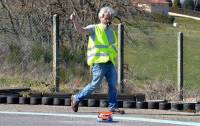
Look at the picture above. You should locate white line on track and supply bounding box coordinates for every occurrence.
[0,111,200,126]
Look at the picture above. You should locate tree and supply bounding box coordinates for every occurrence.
[194,0,200,10]
[173,0,181,8]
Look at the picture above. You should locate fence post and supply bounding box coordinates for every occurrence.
[177,32,184,101]
[53,14,60,92]
[118,23,124,94]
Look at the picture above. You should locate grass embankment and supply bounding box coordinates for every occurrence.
[124,17,200,95]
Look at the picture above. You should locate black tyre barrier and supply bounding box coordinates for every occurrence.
[123,101,136,108]
[195,104,200,111]
[136,101,148,109]
[30,97,41,105]
[88,99,99,107]
[42,97,53,105]
[183,103,196,112]
[99,99,108,107]
[0,94,19,97]
[19,97,30,104]
[148,101,159,109]
[118,100,123,108]
[171,103,183,111]
[79,99,88,107]
[7,96,19,104]
[53,98,65,106]
[159,102,171,110]
[0,96,7,103]
[88,93,144,101]
[64,98,71,106]
[3,93,200,113]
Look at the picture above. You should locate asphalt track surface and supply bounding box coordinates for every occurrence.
[0,104,200,126]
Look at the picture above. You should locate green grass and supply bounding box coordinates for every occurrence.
[125,17,200,90]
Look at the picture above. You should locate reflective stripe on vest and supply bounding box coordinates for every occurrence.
[87,53,109,59]
[87,24,117,66]
[87,45,117,53]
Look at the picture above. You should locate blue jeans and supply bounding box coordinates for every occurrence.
[74,62,118,110]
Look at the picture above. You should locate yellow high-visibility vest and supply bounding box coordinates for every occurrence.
[87,24,118,66]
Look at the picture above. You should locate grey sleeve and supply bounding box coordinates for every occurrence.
[84,24,95,35]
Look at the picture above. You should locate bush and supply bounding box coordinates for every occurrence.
[151,13,175,24]
[31,44,44,62]
[44,48,52,63]
[6,43,23,64]
[61,46,85,64]
[31,44,52,63]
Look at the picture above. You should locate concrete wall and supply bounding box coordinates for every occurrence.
[151,4,169,15]
[137,3,169,15]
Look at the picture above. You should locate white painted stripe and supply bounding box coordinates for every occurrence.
[114,116,200,126]
[0,111,200,126]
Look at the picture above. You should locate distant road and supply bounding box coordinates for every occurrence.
[168,12,200,20]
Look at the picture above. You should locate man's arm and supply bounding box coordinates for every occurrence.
[70,12,89,36]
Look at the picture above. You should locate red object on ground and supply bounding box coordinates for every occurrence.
[97,112,113,122]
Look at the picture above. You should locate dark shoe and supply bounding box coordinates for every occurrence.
[71,95,79,112]
[109,108,125,114]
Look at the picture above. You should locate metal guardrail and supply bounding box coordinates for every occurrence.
[40,93,146,101]
[169,7,200,18]
[168,12,200,20]
[0,88,30,93]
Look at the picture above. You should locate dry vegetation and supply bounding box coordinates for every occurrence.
[0,0,142,88]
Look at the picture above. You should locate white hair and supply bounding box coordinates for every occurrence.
[98,6,115,19]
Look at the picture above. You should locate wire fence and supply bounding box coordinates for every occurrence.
[123,23,200,100]
[123,27,177,99]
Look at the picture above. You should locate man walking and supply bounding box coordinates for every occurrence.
[70,6,124,114]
